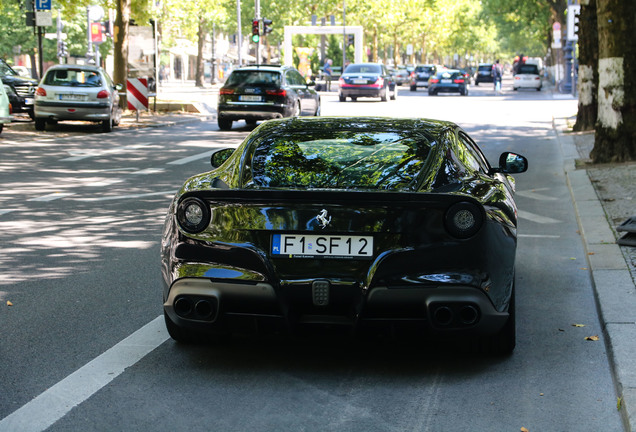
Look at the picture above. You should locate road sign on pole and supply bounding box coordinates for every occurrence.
[36,0,51,10]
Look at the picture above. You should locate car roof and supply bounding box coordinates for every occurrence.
[45,64,103,73]
[233,64,287,72]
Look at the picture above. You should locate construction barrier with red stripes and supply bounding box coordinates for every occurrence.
[126,78,148,111]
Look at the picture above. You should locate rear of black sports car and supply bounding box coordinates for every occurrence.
[161,117,523,354]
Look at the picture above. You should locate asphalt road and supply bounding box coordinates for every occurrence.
[0,79,626,431]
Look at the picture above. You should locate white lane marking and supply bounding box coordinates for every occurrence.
[85,179,125,187]
[516,188,558,201]
[27,192,76,202]
[0,316,169,432]
[62,143,153,162]
[518,234,561,238]
[167,150,215,165]
[80,191,175,202]
[132,168,165,175]
[517,210,561,224]
[0,209,17,216]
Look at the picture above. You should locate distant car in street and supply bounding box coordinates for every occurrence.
[428,69,469,96]
[393,69,410,86]
[217,64,320,131]
[0,58,37,119]
[513,64,542,91]
[34,64,122,133]
[338,63,397,102]
[409,64,441,91]
[474,64,494,86]
[0,77,12,134]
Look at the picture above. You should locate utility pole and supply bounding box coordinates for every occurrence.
[342,0,346,69]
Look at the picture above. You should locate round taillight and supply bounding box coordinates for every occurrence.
[35,87,46,96]
[445,202,483,239]
[96,90,109,98]
[177,197,210,234]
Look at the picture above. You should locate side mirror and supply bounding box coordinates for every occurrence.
[496,152,528,174]
[210,148,235,168]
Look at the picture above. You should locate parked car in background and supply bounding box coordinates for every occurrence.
[0,58,37,119]
[409,64,441,91]
[428,69,469,96]
[512,64,542,91]
[393,69,410,86]
[161,116,527,354]
[34,64,122,133]
[474,64,494,86]
[217,64,320,131]
[338,63,397,102]
[0,77,12,134]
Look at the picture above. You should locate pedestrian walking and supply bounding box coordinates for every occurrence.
[323,59,333,91]
[492,59,503,94]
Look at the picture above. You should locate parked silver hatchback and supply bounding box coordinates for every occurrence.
[34,64,123,132]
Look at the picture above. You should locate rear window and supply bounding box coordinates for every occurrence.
[415,66,435,73]
[478,65,492,72]
[226,70,281,86]
[344,64,382,74]
[43,69,102,87]
[249,130,434,190]
[518,64,539,74]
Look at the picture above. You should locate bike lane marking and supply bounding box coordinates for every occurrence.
[0,316,168,432]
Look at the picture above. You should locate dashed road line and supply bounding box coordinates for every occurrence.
[27,192,76,202]
[517,209,560,224]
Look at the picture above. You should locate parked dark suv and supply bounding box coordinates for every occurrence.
[217,65,320,131]
[409,64,440,91]
[474,64,494,85]
[1,58,38,119]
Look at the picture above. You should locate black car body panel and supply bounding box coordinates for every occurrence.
[338,63,397,101]
[162,117,527,352]
[1,59,37,117]
[428,70,469,95]
[217,65,320,130]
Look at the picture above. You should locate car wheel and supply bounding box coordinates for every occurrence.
[410,85,416,92]
[34,118,46,131]
[28,108,35,120]
[101,117,113,133]
[339,94,346,102]
[218,118,232,131]
[473,280,516,356]
[113,107,121,126]
[380,89,387,102]
[292,101,300,117]
[314,100,321,116]
[0,124,3,134]
[246,119,257,126]
[475,81,479,86]
[428,90,436,96]
[351,96,357,102]
[536,87,542,92]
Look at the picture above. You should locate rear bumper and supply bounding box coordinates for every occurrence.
[218,102,287,121]
[339,87,384,98]
[164,277,509,336]
[35,101,111,121]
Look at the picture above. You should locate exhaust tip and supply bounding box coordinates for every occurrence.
[459,305,479,325]
[174,297,193,317]
[194,300,214,319]
[433,306,454,326]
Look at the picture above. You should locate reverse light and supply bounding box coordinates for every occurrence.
[445,202,483,239]
[35,87,46,96]
[177,197,211,234]
[96,90,109,98]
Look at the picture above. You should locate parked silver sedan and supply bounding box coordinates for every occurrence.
[34,64,123,132]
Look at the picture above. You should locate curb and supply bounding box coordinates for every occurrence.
[553,117,636,432]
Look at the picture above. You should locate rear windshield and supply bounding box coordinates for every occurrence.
[249,130,434,190]
[344,64,382,74]
[226,70,281,86]
[518,64,539,74]
[478,65,492,71]
[415,66,435,73]
[43,69,102,87]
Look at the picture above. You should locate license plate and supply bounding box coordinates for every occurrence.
[272,234,373,258]
[441,79,452,84]
[24,98,34,105]
[239,95,262,102]
[352,79,367,84]
[59,94,86,101]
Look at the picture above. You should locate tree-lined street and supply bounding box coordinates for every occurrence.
[0,83,628,431]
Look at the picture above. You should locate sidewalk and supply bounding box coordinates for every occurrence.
[554,116,636,431]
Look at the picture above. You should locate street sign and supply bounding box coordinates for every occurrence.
[36,0,51,10]
[35,11,52,27]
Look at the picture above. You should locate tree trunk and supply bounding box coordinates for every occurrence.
[195,17,206,87]
[574,0,598,131]
[591,0,636,162]
[114,0,130,107]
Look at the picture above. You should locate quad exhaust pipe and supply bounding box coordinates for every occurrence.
[174,296,218,321]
